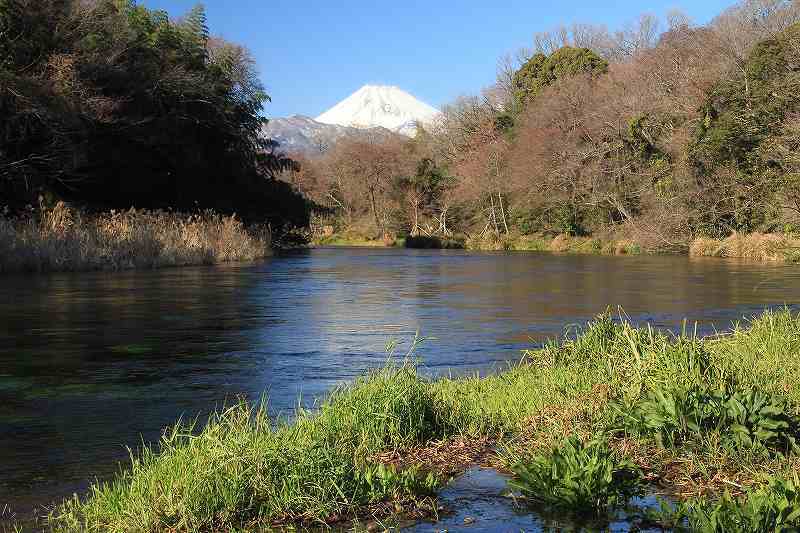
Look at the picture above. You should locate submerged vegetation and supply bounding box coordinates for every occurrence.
[44,309,800,531]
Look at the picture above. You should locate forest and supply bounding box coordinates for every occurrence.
[4,0,800,262]
[287,0,800,257]
[1,0,309,236]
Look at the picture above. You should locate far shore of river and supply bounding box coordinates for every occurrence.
[315,230,800,263]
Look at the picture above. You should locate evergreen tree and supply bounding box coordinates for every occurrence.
[512,47,608,112]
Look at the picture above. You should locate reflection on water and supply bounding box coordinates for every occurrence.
[1,248,799,520]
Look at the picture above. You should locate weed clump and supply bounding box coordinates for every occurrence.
[354,464,438,504]
[508,435,643,515]
[614,384,800,455]
[652,475,800,532]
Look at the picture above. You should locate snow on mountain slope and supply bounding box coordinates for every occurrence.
[316,85,439,137]
[262,115,399,157]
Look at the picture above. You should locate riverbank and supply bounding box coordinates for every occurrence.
[0,204,270,274]
[41,309,800,531]
[314,231,800,263]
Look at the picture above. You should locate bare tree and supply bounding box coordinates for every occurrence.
[322,139,410,238]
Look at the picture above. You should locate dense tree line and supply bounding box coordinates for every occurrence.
[291,0,800,250]
[0,0,309,233]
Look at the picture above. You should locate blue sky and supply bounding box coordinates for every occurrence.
[143,0,736,118]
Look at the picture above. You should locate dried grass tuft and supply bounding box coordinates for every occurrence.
[689,232,799,261]
[0,203,270,274]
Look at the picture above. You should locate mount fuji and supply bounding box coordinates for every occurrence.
[262,85,439,157]
[316,85,440,137]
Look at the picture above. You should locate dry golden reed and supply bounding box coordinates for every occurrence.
[689,232,800,262]
[0,203,270,273]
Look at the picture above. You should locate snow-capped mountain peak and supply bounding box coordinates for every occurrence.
[315,85,439,137]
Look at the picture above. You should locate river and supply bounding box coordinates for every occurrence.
[1,247,799,523]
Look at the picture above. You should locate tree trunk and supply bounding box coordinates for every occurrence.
[369,187,382,238]
[489,194,500,236]
[412,201,419,236]
[498,192,509,234]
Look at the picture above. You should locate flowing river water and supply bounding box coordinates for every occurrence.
[2,247,800,526]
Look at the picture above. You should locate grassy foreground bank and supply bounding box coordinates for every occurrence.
[43,309,800,531]
[0,203,270,274]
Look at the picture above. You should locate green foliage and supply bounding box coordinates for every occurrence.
[689,23,800,235]
[404,235,465,249]
[510,202,594,237]
[354,464,437,504]
[508,436,643,514]
[0,0,70,71]
[509,205,546,235]
[179,4,210,63]
[614,384,800,455]
[627,114,672,161]
[552,202,589,236]
[512,47,608,112]
[493,112,515,133]
[653,475,800,532]
[542,46,608,82]
[511,53,548,112]
[0,0,309,236]
[691,24,800,169]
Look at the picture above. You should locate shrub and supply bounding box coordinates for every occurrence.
[404,235,465,249]
[689,233,797,261]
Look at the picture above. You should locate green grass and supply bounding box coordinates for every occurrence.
[508,435,644,514]
[46,309,800,531]
[651,475,800,532]
[50,361,446,531]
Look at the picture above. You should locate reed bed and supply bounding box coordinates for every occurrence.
[463,233,644,255]
[40,309,800,531]
[0,203,270,274]
[689,232,800,262]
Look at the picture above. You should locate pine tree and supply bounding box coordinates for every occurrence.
[181,4,209,64]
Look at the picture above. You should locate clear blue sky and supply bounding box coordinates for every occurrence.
[143,0,736,119]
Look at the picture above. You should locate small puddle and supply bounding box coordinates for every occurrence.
[404,468,665,532]
[404,468,534,532]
